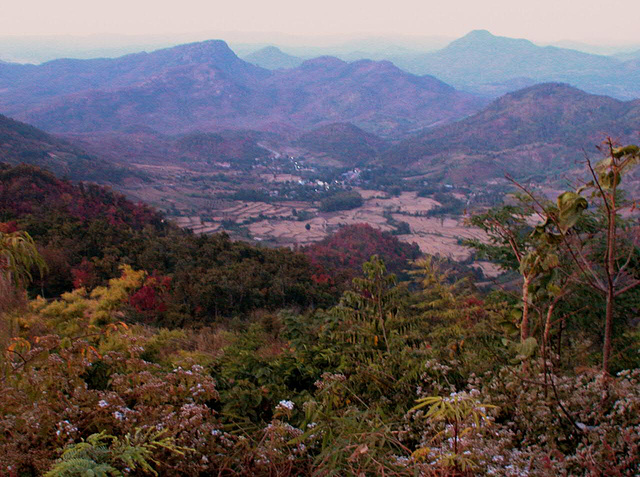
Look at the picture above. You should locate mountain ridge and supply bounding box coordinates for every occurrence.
[1,40,484,138]
[384,82,640,183]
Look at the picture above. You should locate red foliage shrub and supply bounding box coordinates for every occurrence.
[129,274,171,318]
[0,221,18,233]
[303,224,421,282]
[71,258,98,289]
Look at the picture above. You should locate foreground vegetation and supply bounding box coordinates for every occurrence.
[1,142,640,476]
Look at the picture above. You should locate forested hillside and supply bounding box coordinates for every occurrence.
[303,223,421,281]
[0,164,334,322]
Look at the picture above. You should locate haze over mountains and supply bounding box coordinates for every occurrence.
[238,31,640,100]
[0,40,483,138]
[393,30,640,99]
[1,30,640,189]
[0,33,455,64]
[238,31,640,101]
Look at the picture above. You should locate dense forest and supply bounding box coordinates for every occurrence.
[1,143,640,476]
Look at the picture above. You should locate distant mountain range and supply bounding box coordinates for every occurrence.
[3,33,640,190]
[0,40,484,139]
[243,46,303,69]
[2,82,640,191]
[393,30,640,99]
[618,50,640,61]
[0,40,268,118]
[384,83,640,184]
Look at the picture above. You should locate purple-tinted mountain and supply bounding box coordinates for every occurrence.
[0,40,267,108]
[0,40,485,139]
[262,57,484,137]
[383,83,640,183]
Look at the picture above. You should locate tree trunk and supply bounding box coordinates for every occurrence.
[556,317,565,362]
[602,191,616,376]
[602,288,614,375]
[543,302,556,360]
[521,275,531,342]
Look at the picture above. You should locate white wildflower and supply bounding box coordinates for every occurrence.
[277,400,295,411]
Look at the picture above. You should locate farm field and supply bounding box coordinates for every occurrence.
[116,158,501,276]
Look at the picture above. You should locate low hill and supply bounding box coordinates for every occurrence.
[295,123,387,165]
[0,113,131,182]
[62,128,275,169]
[175,131,270,165]
[384,83,640,184]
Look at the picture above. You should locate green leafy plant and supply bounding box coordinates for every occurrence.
[411,392,497,474]
[45,429,189,477]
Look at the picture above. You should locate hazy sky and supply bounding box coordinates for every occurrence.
[3,0,640,44]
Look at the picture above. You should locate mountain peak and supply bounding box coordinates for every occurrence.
[455,29,498,44]
[259,46,284,54]
[157,39,239,65]
[447,29,535,50]
[465,29,494,39]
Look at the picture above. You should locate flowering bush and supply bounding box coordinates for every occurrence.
[1,256,639,476]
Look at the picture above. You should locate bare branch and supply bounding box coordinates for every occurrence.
[614,279,640,298]
[614,233,639,286]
